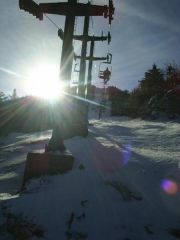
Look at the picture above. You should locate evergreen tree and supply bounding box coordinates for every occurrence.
[165,64,180,90]
[108,86,130,116]
[165,64,180,117]
[126,65,166,118]
[139,64,165,99]
[0,91,7,102]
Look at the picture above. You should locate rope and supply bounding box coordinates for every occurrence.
[44,14,62,30]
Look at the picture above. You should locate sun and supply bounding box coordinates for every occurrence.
[25,63,65,101]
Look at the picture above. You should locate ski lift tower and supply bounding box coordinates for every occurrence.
[20,0,114,85]
[74,32,112,99]
[19,0,115,184]
[19,0,114,142]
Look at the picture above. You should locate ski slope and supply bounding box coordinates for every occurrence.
[0,117,180,239]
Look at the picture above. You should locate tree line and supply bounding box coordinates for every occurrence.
[108,64,180,119]
[0,64,179,120]
[0,89,17,103]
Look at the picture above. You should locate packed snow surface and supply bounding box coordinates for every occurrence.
[0,117,180,239]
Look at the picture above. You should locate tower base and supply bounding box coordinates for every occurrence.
[22,151,74,188]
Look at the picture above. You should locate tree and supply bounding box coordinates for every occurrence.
[107,86,130,116]
[165,64,180,90]
[86,84,96,100]
[0,91,8,102]
[139,64,165,99]
[165,64,180,117]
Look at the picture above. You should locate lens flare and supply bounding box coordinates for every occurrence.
[161,179,179,195]
[122,144,132,165]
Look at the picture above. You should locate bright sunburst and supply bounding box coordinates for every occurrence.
[25,63,64,101]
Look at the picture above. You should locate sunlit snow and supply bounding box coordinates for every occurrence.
[0,116,179,239]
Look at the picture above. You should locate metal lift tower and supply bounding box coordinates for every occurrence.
[19,0,115,185]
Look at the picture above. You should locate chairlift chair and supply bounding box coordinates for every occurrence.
[98,53,112,83]
[74,62,80,73]
[103,53,112,64]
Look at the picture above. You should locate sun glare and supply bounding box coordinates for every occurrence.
[25,64,64,101]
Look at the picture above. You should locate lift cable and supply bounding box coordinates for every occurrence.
[44,13,62,31]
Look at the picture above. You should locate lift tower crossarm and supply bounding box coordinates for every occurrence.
[39,2,108,17]
[58,32,111,43]
[19,0,115,24]
[19,0,43,20]
[75,55,107,62]
[74,32,111,45]
[73,35,110,43]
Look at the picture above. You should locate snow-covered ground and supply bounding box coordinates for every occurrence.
[0,117,180,239]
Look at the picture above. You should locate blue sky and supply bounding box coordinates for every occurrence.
[0,0,180,95]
